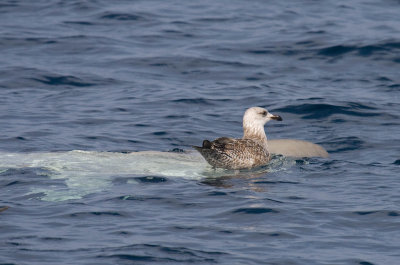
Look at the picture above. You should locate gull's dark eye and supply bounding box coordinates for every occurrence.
[261,111,267,116]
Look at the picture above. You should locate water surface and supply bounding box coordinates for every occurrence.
[1,1,399,264]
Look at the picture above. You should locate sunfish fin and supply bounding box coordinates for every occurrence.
[268,139,329,158]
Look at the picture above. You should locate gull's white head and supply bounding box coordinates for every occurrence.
[243,107,282,140]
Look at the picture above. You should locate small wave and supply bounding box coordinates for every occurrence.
[194,17,236,23]
[68,211,124,217]
[276,102,379,119]
[63,21,93,26]
[325,136,364,152]
[315,41,400,63]
[358,261,376,265]
[117,195,163,201]
[207,191,228,196]
[244,41,400,63]
[99,12,147,21]
[172,98,213,105]
[97,244,225,263]
[352,210,399,217]
[318,41,400,58]
[134,176,168,183]
[31,75,94,87]
[232,207,279,214]
[0,67,97,89]
[318,45,355,56]
[0,37,57,48]
[114,56,255,69]
[247,49,272,55]
[253,180,299,185]
[99,254,160,262]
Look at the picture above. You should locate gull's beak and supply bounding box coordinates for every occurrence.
[270,114,283,121]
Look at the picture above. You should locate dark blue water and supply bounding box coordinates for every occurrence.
[1,1,399,264]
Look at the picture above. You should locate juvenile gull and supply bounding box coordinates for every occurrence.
[193,107,282,169]
[193,107,329,169]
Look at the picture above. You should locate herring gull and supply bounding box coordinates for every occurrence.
[193,107,328,169]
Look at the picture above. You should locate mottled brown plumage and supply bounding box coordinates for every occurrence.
[193,107,282,169]
[193,137,271,169]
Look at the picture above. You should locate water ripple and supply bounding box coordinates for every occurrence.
[276,103,379,119]
[1,0,400,264]
[232,207,279,214]
[326,136,365,152]
[99,12,146,21]
[31,75,94,87]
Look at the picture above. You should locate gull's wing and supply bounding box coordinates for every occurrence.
[193,137,270,169]
[268,139,329,158]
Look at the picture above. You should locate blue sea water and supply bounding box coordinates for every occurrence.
[1,0,400,264]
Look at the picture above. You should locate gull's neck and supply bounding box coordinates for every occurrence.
[242,121,268,147]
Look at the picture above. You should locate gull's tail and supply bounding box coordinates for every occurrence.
[192,140,212,153]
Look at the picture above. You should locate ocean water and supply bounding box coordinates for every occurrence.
[1,0,399,264]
